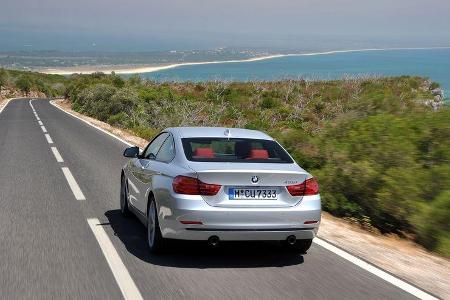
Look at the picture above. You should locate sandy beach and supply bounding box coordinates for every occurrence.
[40,54,286,75]
[40,47,450,75]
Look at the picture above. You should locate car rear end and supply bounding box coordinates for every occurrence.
[158,129,321,245]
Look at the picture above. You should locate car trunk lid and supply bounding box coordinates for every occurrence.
[187,162,308,207]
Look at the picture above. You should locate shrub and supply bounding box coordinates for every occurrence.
[0,68,9,88]
[415,191,450,257]
[260,97,279,109]
[16,75,32,93]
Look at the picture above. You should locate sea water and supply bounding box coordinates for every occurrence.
[140,48,450,98]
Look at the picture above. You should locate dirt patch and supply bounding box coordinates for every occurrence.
[0,98,8,110]
[53,98,450,299]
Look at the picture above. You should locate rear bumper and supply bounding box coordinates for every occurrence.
[158,193,321,241]
[169,228,317,241]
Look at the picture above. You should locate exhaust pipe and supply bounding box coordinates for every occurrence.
[286,235,297,245]
[208,235,220,247]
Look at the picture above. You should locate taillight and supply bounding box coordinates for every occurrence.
[172,176,221,196]
[287,178,319,196]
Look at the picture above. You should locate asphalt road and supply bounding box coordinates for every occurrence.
[0,98,422,299]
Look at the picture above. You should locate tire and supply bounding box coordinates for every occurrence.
[282,239,313,254]
[120,175,131,217]
[147,198,166,253]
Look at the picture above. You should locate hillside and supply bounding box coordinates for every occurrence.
[1,68,449,257]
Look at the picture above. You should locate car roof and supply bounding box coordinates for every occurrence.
[166,127,273,140]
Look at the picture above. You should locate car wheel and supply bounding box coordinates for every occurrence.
[147,198,166,253]
[282,239,313,254]
[120,175,131,217]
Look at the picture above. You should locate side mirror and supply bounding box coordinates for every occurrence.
[123,146,140,158]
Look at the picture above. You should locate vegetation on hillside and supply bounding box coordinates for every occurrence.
[0,68,67,97]
[1,68,449,257]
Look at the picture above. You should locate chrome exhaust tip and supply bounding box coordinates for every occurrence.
[286,235,297,245]
[208,235,220,247]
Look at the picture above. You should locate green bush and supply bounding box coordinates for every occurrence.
[415,191,450,257]
[107,112,128,127]
[16,75,32,93]
[0,68,10,88]
[260,97,279,109]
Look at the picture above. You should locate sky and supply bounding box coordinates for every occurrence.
[1,0,450,51]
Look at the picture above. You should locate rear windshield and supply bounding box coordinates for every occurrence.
[182,138,293,163]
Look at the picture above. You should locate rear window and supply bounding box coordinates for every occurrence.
[182,138,293,163]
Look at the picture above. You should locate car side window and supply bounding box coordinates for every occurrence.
[156,135,175,163]
[143,133,169,159]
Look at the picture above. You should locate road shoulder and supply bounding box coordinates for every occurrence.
[51,98,450,299]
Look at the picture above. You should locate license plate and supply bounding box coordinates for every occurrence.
[229,188,278,200]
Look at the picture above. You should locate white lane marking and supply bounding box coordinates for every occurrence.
[29,100,37,113]
[313,238,438,300]
[51,99,436,299]
[44,133,53,143]
[44,133,53,144]
[40,125,47,133]
[51,147,64,162]
[29,100,39,118]
[38,120,43,126]
[50,100,137,148]
[87,218,143,300]
[61,167,86,200]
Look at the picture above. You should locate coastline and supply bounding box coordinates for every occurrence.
[40,46,450,75]
[40,54,285,75]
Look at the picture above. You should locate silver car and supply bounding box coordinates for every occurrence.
[121,127,321,253]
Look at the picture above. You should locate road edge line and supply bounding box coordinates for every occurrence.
[87,218,143,300]
[313,238,439,300]
[0,98,16,114]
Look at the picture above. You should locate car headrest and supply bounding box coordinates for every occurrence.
[248,149,269,159]
[194,147,214,158]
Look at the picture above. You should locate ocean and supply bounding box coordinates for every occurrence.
[139,48,450,97]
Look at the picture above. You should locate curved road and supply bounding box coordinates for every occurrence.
[0,99,425,299]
